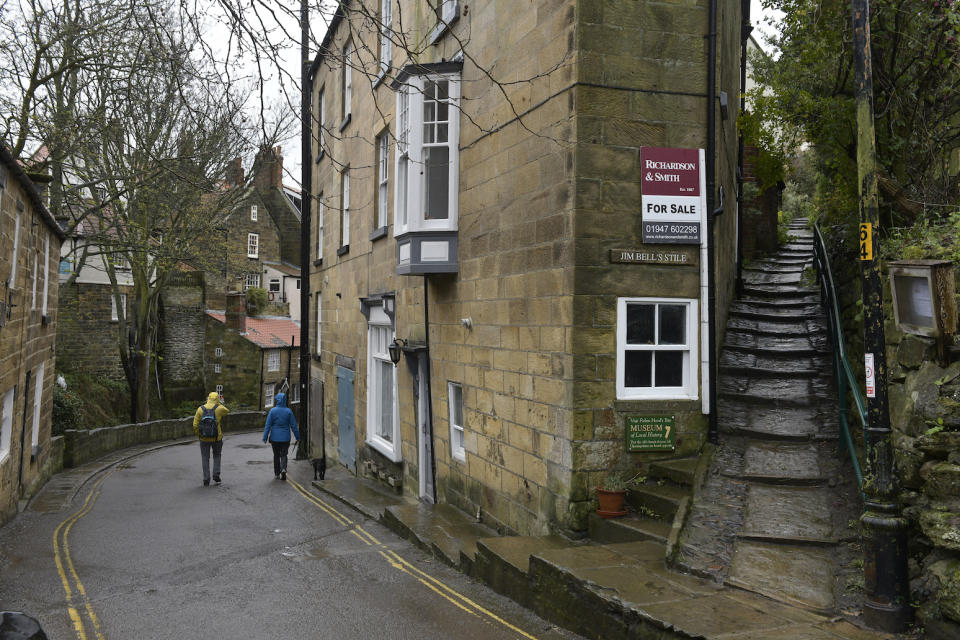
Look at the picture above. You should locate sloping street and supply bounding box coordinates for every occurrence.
[0,432,580,640]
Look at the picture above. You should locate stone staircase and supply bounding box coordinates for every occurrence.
[677,218,862,615]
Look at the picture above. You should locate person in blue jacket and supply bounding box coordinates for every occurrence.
[262,392,300,481]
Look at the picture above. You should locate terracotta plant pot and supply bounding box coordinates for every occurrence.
[596,488,627,518]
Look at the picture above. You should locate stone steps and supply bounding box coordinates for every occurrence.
[381,502,498,573]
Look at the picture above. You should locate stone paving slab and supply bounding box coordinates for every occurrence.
[742,442,825,483]
[744,271,804,285]
[729,541,837,613]
[312,464,411,520]
[382,502,498,569]
[742,485,837,541]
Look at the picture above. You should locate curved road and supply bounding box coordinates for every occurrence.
[0,432,581,640]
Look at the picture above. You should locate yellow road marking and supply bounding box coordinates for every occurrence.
[54,470,114,640]
[287,477,539,640]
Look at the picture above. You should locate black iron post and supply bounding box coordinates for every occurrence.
[850,0,911,631]
[297,0,312,460]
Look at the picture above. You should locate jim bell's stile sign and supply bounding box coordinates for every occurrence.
[640,147,705,244]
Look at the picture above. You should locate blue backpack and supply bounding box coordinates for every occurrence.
[199,406,218,439]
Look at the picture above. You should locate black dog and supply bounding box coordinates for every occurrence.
[312,457,326,480]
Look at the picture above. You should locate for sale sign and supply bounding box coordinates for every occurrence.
[640,147,705,244]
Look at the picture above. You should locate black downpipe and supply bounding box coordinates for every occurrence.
[298,0,313,460]
[423,275,437,504]
[706,0,719,444]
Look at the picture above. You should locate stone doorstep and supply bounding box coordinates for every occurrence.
[380,502,498,573]
[589,512,672,545]
[311,470,411,521]
[649,457,699,487]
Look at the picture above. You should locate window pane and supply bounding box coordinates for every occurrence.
[379,360,393,441]
[424,146,449,219]
[437,80,448,100]
[424,100,435,122]
[437,100,448,123]
[451,385,462,426]
[423,123,434,144]
[626,304,655,345]
[655,351,684,386]
[659,305,686,345]
[624,350,652,388]
[437,123,448,143]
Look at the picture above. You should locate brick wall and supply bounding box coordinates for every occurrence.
[0,167,62,527]
[56,282,133,381]
[159,271,205,405]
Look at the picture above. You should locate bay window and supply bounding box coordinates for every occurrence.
[391,63,462,274]
[616,297,699,400]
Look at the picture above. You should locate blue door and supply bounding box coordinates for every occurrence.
[336,366,356,472]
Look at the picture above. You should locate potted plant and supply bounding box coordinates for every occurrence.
[596,471,631,518]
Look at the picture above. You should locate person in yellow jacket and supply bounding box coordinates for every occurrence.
[193,392,229,486]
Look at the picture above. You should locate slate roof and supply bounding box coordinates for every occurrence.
[206,311,300,348]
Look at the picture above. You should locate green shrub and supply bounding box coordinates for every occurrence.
[53,384,83,434]
[246,287,268,316]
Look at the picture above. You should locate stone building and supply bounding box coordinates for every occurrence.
[207,147,303,318]
[308,0,743,535]
[205,293,301,413]
[0,142,66,526]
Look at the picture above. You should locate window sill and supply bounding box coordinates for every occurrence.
[247,254,258,259]
[373,67,388,88]
[429,14,459,45]
[370,226,388,242]
[338,114,351,132]
[337,245,350,257]
[313,258,323,267]
[367,435,402,463]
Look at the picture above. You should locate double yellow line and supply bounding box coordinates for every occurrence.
[286,477,540,640]
[53,469,114,640]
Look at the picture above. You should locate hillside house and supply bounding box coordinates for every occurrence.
[0,142,66,526]
[308,0,743,535]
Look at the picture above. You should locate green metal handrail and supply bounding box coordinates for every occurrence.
[812,223,865,491]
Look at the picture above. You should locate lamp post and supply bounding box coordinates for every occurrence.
[850,0,911,631]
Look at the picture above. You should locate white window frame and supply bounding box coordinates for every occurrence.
[393,73,461,236]
[214,363,222,374]
[377,134,389,230]
[316,295,322,356]
[31,362,44,450]
[10,211,20,285]
[41,234,49,315]
[267,350,280,372]
[110,293,127,322]
[430,0,460,42]
[366,305,400,461]
[342,40,353,122]
[215,384,223,396]
[616,297,699,401]
[448,381,465,462]
[268,278,281,293]
[215,347,223,358]
[379,0,393,73]
[247,233,259,258]
[341,170,350,248]
[316,193,324,260]
[264,382,275,408]
[1,387,14,465]
[290,382,300,404]
[245,273,260,289]
[250,205,258,221]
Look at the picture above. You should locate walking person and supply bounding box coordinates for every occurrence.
[262,392,300,481]
[193,392,229,486]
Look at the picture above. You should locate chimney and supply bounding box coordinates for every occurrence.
[227,157,243,187]
[253,145,283,191]
[225,292,246,334]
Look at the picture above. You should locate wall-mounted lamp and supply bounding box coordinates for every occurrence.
[460,317,473,330]
[388,337,407,365]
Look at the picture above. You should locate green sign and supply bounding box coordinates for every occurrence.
[626,415,676,452]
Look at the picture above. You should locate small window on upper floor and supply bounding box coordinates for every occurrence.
[379,0,393,76]
[341,40,354,127]
[215,347,223,358]
[316,193,324,260]
[251,205,258,221]
[111,293,127,322]
[268,350,280,372]
[247,233,259,258]
[430,0,460,44]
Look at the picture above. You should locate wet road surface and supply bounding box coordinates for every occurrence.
[0,432,582,640]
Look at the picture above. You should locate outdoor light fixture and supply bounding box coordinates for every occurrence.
[889,259,957,363]
[388,337,406,365]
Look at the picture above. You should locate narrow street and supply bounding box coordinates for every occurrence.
[0,432,581,640]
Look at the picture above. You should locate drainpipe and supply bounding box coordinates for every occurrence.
[422,275,437,504]
[706,0,720,444]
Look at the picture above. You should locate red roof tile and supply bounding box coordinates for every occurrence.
[207,311,300,348]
